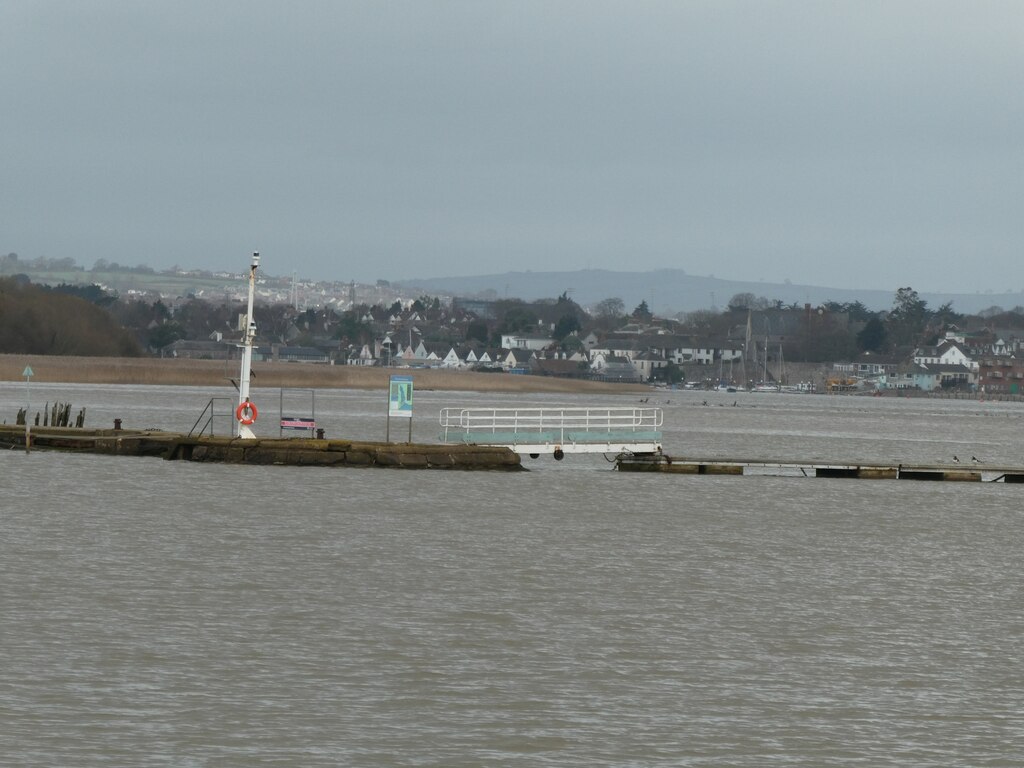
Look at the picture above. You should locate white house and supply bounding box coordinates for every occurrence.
[913,341,977,372]
[439,347,462,368]
[631,351,668,381]
[500,333,553,351]
[501,348,535,371]
[347,343,377,366]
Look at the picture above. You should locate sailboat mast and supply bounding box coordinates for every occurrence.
[742,310,751,386]
[763,320,769,383]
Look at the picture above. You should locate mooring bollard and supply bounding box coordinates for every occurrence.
[114,418,122,431]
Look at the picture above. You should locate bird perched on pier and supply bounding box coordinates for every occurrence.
[953,455,960,463]
[972,456,981,463]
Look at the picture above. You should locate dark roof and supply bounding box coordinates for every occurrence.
[919,363,972,374]
[530,358,583,377]
[278,345,329,359]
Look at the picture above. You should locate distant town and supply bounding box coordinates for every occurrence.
[3,252,1024,395]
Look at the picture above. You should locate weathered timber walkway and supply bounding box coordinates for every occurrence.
[616,454,1024,483]
[0,425,523,471]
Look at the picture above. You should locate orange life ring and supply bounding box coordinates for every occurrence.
[236,401,258,425]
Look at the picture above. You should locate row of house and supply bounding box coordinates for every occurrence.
[161,325,754,384]
[161,315,1024,393]
[343,329,752,382]
[840,330,1024,394]
[346,337,645,382]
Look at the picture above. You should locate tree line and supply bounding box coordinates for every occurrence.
[4,274,1024,361]
[0,278,142,356]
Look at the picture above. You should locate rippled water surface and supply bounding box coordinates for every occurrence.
[2,382,1024,765]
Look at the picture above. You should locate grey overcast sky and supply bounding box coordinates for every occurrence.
[2,1,1021,292]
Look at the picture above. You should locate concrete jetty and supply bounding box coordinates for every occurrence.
[0,424,524,471]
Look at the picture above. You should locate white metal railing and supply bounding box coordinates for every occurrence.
[439,406,663,445]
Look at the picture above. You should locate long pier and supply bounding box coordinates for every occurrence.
[615,454,1024,483]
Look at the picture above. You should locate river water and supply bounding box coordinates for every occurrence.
[2,382,1023,766]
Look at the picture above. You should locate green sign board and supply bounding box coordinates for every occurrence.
[388,375,413,418]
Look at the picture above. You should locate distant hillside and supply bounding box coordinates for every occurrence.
[11,256,1020,317]
[398,269,1023,316]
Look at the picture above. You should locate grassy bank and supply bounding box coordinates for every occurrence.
[0,354,649,394]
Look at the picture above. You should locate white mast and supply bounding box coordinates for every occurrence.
[236,252,260,438]
[742,309,751,387]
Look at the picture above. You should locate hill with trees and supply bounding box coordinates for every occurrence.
[0,278,142,356]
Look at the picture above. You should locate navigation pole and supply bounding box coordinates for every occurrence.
[236,252,260,438]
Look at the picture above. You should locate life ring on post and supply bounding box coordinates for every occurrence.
[236,400,258,425]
